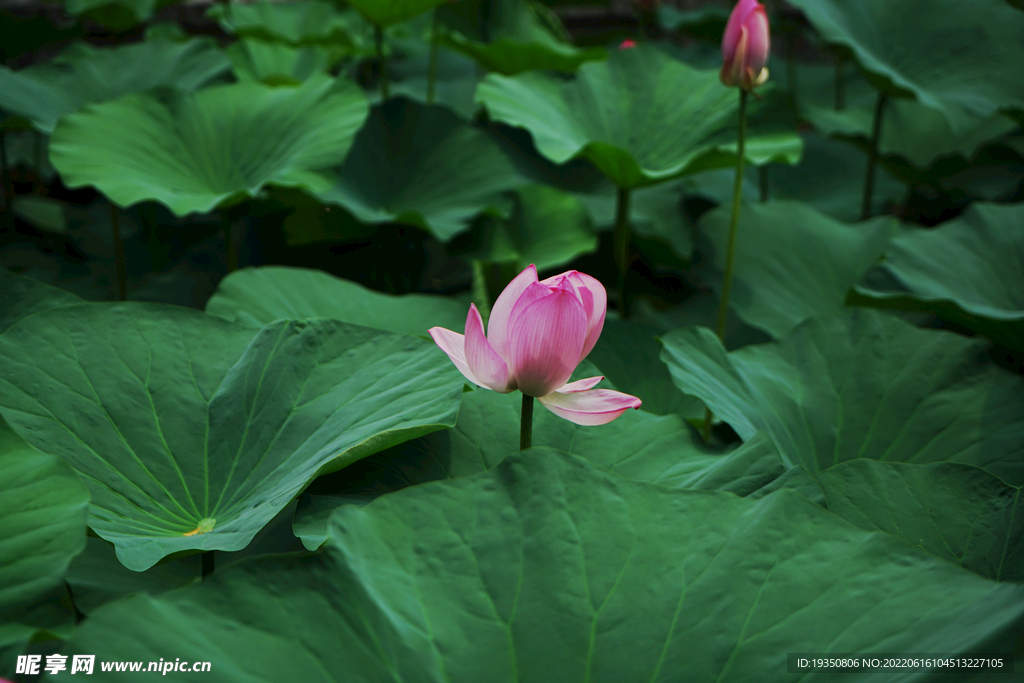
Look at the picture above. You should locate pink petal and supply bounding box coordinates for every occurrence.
[464,304,514,393]
[730,26,749,86]
[538,389,642,426]
[745,5,770,75]
[509,290,586,398]
[540,271,607,361]
[722,0,760,60]
[429,326,485,389]
[556,376,604,393]
[507,281,556,339]
[486,264,538,364]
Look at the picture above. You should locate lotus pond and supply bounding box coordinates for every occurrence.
[0,0,1023,680]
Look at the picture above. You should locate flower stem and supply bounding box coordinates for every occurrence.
[613,186,632,319]
[427,8,440,104]
[704,89,749,442]
[110,203,127,301]
[861,92,887,220]
[520,394,534,450]
[375,24,389,101]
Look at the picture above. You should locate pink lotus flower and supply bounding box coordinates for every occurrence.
[429,265,642,426]
[720,0,770,91]
[619,39,638,50]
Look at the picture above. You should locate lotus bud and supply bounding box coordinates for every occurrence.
[720,0,770,91]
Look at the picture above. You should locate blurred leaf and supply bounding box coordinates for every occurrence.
[0,268,82,335]
[657,3,730,42]
[313,97,522,241]
[226,39,335,85]
[206,265,469,337]
[696,200,897,338]
[208,0,363,48]
[0,38,229,134]
[56,450,1024,682]
[576,178,693,261]
[660,310,1024,484]
[476,44,801,189]
[447,184,597,272]
[0,303,464,570]
[439,0,605,75]
[816,460,1024,582]
[687,133,908,224]
[798,65,1018,173]
[346,0,452,27]
[50,75,368,215]
[64,0,181,30]
[66,537,200,615]
[786,0,1024,133]
[850,202,1024,350]
[0,417,88,613]
[11,196,67,234]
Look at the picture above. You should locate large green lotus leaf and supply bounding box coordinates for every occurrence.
[225,39,335,86]
[66,537,200,615]
[49,75,368,216]
[207,0,362,48]
[0,268,82,334]
[312,97,522,241]
[849,202,1024,351]
[476,44,801,189]
[696,200,897,338]
[796,64,1018,173]
[346,0,451,27]
[445,184,597,273]
[294,377,779,548]
[0,303,463,570]
[660,310,1024,484]
[687,133,908,224]
[0,38,230,134]
[0,417,88,613]
[784,0,1024,134]
[438,0,604,75]
[206,265,469,336]
[816,460,1023,582]
[52,450,1024,682]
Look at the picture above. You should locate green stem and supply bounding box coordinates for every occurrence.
[110,203,127,301]
[471,259,491,321]
[427,8,440,104]
[613,187,632,319]
[520,394,534,450]
[861,92,887,221]
[704,89,749,442]
[375,25,389,101]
